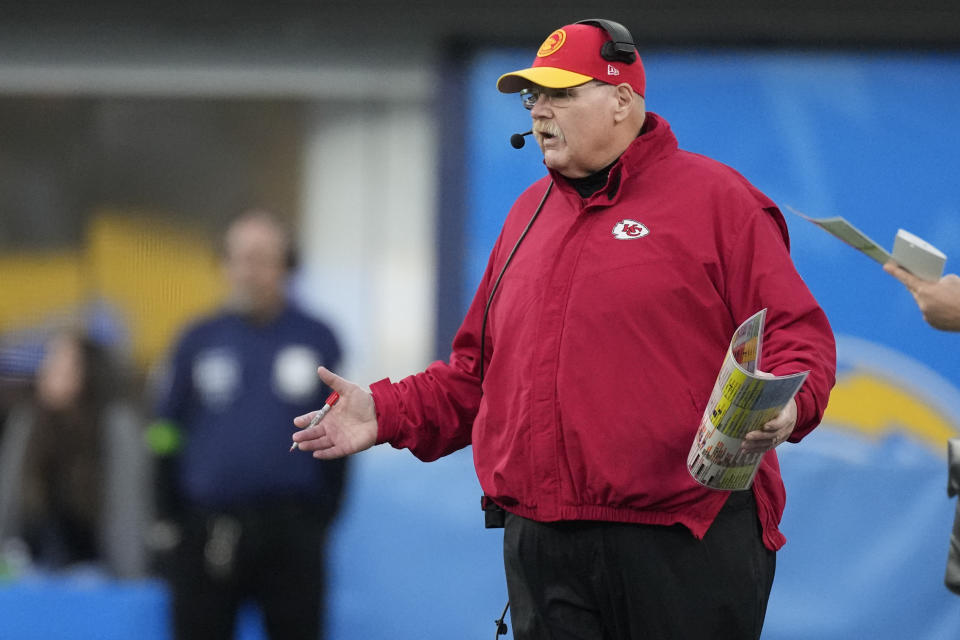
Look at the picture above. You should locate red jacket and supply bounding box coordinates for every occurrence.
[371,112,836,550]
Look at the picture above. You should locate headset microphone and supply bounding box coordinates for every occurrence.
[510,130,533,149]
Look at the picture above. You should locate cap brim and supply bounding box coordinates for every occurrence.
[496,67,594,93]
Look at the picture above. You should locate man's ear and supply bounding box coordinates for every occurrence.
[613,84,637,122]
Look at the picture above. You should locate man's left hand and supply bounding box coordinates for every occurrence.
[740,371,798,453]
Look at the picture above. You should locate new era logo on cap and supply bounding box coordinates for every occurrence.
[607,65,620,77]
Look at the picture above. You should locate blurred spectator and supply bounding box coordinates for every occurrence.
[149,210,346,640]
[0,329,150,578]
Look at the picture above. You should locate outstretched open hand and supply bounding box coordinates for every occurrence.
[292,367,379,459]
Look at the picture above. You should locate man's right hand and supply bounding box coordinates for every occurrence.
[292,367,379,459]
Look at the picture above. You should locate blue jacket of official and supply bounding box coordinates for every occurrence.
[155,304,345,516]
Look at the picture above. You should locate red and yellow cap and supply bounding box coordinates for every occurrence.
[497,23,645,96]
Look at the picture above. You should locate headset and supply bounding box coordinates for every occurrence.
[574,18,638,65]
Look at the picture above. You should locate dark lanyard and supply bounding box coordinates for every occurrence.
[478,180,554,382]
[476,180,553,639]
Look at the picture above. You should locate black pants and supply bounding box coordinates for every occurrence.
[503,491,775,640]
[168,503,330,640]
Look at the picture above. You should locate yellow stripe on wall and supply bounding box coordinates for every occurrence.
[823,371,959,453]
[0,251,86,332]
[86,212,226,368]
[0,212,226,370]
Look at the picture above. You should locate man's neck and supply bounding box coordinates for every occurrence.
[565,159,618,198]
[231,297,285,325]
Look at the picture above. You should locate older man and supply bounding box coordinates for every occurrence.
[293,20,836,639]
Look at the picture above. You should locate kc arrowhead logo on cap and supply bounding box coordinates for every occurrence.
[537,29,567,57]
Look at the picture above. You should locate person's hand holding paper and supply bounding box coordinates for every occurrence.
[787,205,957,331]
[884,262,960,332]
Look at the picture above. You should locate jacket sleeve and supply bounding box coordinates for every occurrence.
[722,201,837,442]
[369,234,504,462]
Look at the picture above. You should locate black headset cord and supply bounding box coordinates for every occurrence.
[479,179,553,381]
[478,179,553,639]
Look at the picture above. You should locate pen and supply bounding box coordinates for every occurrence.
[290,391,340,452]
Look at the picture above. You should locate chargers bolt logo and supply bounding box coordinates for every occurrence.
[612,219,649,240]
[537,29,567,57]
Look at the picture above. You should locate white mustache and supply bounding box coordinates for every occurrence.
[533,123,564,143]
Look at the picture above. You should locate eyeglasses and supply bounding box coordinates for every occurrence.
[519,81,606,110]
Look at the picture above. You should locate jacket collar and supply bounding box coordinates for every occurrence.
[550,111,679,207]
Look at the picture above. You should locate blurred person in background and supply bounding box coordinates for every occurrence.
[150,209,346,640]
[0,328,149,578]
[884,262,960,332]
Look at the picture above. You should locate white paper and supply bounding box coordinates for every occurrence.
[785,205,948,281]
[892,229,946,281]
[785,205,891,264]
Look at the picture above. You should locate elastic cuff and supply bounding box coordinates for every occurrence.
[789,389,813,442]
[369,377,397,445]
